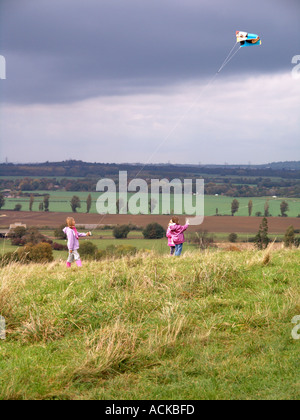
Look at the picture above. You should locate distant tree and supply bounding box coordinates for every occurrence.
[231,199,240,216]
[284,226,295,248]
[71,196,81,213]
[0,194,5,210]
[9,226,27,239]
[43,194,50,212]
[86,194,92,214]
[254,218,270,250]
[248,200,253,217]
[280,201,289,217]
[264,200,270,217]
[29,194,34,211]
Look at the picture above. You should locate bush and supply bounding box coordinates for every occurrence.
[30,243,54,263]
[284,226,295,248]
[80,241,98,259]
[143,223,165,239]
[228,233,238,243]
[17,243,54,264]
[113,225,131,239]
[22,227,47,246]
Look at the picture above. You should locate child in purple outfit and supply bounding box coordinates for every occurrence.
[63,217,91,268]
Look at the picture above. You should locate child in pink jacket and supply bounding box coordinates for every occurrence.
[63,217,91,268]
[168,216,190,256]
[166,220,176,256]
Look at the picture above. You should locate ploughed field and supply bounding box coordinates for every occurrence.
[1,210,300,234]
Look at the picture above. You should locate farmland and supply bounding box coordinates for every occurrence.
[0,162,299,400]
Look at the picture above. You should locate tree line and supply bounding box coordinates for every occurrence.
[229,199,292,217]
[0,175,299,199]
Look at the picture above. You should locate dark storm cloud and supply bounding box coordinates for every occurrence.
[0,0,299,104]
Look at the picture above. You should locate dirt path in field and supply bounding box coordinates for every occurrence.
[1,210,300,233]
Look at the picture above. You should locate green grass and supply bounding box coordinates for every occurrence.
[2,191,300,217]
[0,249,299,400]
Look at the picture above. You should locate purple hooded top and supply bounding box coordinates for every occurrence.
[63,227,87,251]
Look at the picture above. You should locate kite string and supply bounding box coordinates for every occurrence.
[217,41,240,73]
[134,42,241,179]
[134,72,219,179]
[218,45,242,73]
[90,41,242,231]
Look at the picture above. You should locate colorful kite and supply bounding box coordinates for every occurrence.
[236,31,261,47]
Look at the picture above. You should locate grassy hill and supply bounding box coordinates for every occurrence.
[0,249,299,400]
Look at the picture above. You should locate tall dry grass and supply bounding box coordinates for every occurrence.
[0,248,299,400]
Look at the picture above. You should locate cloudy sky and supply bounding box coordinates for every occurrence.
[0,0,299,165]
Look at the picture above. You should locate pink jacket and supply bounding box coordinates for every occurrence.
[168,224,189,245]
[166,225,175,247]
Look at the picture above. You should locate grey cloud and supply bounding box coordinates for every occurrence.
[0,0,299,104]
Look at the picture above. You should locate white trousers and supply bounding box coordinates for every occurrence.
[67,250,81,263]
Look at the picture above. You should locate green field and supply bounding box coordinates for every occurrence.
[0,249,299,400]
[2,191,300,217]
[0,228,287,260]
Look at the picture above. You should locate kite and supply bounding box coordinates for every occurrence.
[236,31,261,47]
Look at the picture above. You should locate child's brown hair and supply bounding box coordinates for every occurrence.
[171,216,180,225]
